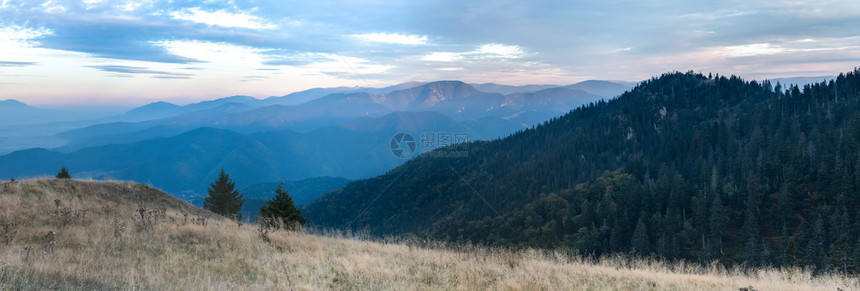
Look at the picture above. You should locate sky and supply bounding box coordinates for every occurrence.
[1,0,859,107]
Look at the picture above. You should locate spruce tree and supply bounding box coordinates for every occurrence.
[708,193,727,260]
[204,169,243,218]
[259,182,306,230]
[854,238,860,274]
[56,166,71,179]
[830,236,854,274]
[631,216,649,256]
[785,237,802,267]
[806,212,828,271]
[741,196,760,265]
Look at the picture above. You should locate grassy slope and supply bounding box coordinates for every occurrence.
[0,179,857,290]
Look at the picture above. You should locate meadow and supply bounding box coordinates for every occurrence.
[0,179,857,290]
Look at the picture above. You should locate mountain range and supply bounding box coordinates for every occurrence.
[0,80,630,199]
[52,80,628,150]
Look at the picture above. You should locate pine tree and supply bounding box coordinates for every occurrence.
[805,212,828,271]
[56,166,71,179]
[785,237,802,267]
[854,238,860,274]
[204,169,243,218]
[830,236,854,274]
[631,216,649,256]
[741,193,760,266]
[259,182,306,230]
[708,193,727,260]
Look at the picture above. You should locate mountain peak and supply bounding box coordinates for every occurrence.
[122,101,181,117]
[187,95,257,108]
[421,80,480,93]
[419,80,483,98]
[139,101,179,109]
[0,99,32,108]
[374,81,480,109]
[563,80,632,98]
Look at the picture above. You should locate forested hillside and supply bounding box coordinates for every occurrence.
[305,69,860,272]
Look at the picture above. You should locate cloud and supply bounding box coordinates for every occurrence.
[152,40,266,65]
[679,10,755,21]
[40,0,67,13]
[0,25,53,48]
[117,0,150,12]
[473,43,525,59]
[420,43,526,62]
[261,51,334,66]
[349,33,428,45]
[152,75,192,79]
[303,53,395,76]
[150,40,395,81]
[105,74,134,78]
[719,38,860,58]
[721,43,786,57]
[169,7,278,30]
[0,61,37,67]
[27,17,201,64]
[3,5,284,64]
[86,65,193,78]
[421,52,463,62]
[240,75,269,82]
[82,0,107,9]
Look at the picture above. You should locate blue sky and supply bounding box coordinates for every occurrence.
[1,0,859,107]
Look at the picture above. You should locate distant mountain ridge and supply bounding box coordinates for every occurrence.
[52,80,631,151]
[563,80,632,98]
[470,83,559,95]
[0,111,484,196]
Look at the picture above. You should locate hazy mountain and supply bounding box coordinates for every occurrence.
[0,99,60,126]
[0,99,124,154]
[470,83,559,95]
[241,177,352,206]
[376,81,506,117]
[503,87,603,111]
[119,101,183,121]
[0,111,479,196]
[470,80,632,97]
[114,95,258,123]
[54,81,601,150]
[186,176,351,221]
[239,177,351,220]
[55,102,257,150]
[56,90,414,149]
[0,99,115,126]
[563,80,632,98]
[4,80,623,184]
[0,99,35,112]
[259,81,427,106]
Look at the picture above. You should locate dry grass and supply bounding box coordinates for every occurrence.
[0,179,858,290]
